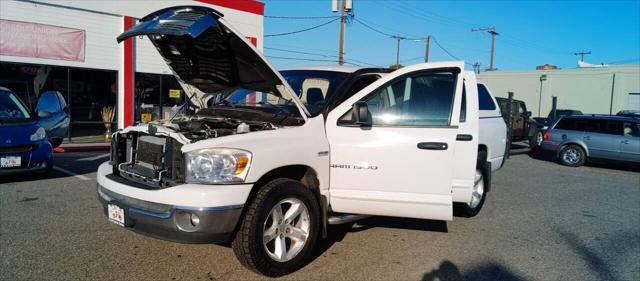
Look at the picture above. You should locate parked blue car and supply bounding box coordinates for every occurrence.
[0,86,69,176]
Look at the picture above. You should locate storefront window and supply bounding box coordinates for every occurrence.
[161,75,185,119]
[1,62,117,143]
[69,68,117,142]
[135,73,161,122]
[0,63,68,111]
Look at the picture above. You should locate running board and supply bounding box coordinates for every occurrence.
[327,214,370,225]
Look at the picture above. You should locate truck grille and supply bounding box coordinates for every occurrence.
[110,132,184,189]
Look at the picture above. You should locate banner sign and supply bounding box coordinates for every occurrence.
[0,19,85,62]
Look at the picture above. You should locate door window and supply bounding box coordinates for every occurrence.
[623,122,640,137]
[585,119,623,135]
[36,91,62,113]
[359,72,457,126]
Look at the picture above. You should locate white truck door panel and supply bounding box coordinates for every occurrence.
[451,73,480,203]
[326,62,468,221]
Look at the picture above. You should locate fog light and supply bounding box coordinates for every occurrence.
[190,213,200,227]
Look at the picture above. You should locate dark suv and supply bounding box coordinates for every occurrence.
[495,97,544,148]
[541,115,640,167]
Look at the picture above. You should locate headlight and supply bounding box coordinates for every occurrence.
[185,148,252,184]
[30,127,46,142]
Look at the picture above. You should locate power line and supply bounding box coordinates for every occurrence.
[352,18,395,38]
[431,36,461,61]
[265,55,361,66]
[353,18,424,41]
[265,17,340,37]
[265,47,337,58]
[265,15,339,19]
[265,47,381,67]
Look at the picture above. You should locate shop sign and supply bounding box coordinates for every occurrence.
[169,89,181,98]
[141,113,152,122]
[0,19,85,62]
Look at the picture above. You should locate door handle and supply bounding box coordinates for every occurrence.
[621,140,629,144]
[417,142,448,150]
[456,134,473,141]
[583,136,591,140]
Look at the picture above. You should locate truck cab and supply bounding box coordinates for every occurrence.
[97,6,492,277]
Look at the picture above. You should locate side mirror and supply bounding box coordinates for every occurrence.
[37,110,52,119]
[352,101,370,125]
[523,111,532,118]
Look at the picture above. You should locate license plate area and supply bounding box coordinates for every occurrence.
[108,203,126,227]
[0,156,22,168]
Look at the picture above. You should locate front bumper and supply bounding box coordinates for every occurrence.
[0,142,52,176]
[96,162,253,244]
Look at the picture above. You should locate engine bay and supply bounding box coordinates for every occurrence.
[170,116,277,142]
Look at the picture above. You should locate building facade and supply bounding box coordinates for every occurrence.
[479,65,640,118]
[0,0,264,142]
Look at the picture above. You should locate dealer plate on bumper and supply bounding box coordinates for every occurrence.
[108,204,125,227]
[0,156,21,168]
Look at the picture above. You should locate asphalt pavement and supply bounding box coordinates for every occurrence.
[1,151,639,281]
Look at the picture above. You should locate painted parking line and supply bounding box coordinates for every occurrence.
[78,153,110,161]
[53,166,91,181]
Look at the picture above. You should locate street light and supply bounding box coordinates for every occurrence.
[538,74,547,117]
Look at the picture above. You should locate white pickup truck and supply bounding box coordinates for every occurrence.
[97,6,506,276]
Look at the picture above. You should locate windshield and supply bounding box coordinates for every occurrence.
[0,90,31,121]
[215,70,349,117]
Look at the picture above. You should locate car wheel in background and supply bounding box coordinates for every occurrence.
[559,144,586,167]
[529,130,544,151]
[232,178,320,277]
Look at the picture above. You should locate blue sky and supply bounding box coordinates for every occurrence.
[262,0,640,71]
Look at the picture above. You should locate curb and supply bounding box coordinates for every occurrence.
[59,143,110,152]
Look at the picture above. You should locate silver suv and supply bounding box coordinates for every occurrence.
[541,115,640,167]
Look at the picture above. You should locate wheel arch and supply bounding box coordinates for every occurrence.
[557,141,589,157]
[477,145,491,192]
[236,165,326,238]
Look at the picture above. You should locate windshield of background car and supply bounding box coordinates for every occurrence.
[0,91,31,121]
[279,70,348,116]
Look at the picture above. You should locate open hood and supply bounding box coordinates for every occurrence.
[117,6,308,116]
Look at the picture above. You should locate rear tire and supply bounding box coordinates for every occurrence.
[232,178,320,277]
[559,144,586,167]
[459,167,487,217]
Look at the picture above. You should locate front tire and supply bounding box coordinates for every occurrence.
[559,144,586,167]
[232,178,320,277]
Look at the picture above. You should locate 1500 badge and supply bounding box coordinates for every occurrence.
[330,164,379,170]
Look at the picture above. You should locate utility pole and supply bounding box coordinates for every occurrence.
[472,26,499,71]
[424,35,430,63]
[473,62,481,74]
[574,50,591,61]
[394,34,402,68]
[337,0,346,65]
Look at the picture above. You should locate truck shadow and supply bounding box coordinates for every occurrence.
[421,260,530,281]
[314,216,447,260]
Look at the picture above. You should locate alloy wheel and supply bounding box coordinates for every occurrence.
[469,169,485,209]
[263,198,310,262]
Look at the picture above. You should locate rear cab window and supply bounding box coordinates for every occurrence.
[477,84,496,111]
